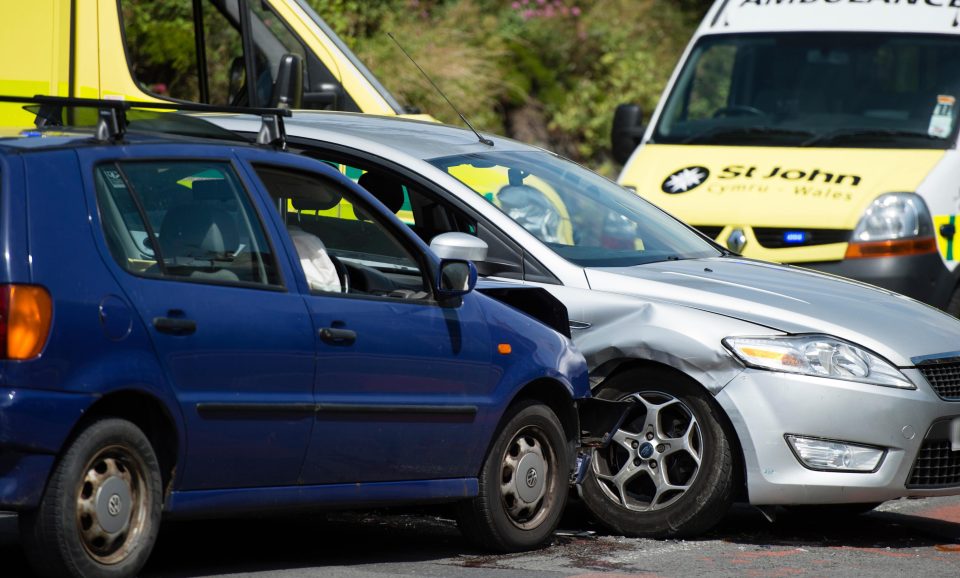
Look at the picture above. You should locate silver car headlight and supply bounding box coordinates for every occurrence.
[851,192,932,242]
[723,335,915,389]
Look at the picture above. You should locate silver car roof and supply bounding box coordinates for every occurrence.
[206,111,539,160]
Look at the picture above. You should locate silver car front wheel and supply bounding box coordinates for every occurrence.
[581,367,735,538]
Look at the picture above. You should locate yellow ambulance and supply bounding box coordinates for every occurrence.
[0,0,416,127]
[614,0,960,314]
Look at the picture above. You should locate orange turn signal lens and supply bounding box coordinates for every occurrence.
[844,237,937,259]
[1,285,53,360]
[497,343,512,355]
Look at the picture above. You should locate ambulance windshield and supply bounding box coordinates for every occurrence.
[654,32,960,149]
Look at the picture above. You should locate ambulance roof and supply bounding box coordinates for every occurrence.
[700,0,960,37]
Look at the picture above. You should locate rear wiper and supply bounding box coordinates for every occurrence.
[801,128,943,147]
[682,126,815,145]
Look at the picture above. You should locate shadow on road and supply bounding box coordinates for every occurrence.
[2,501,959,577]
[704,503,960,550]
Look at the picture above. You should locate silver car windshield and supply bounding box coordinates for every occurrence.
[428,151,722,267]
[654,33,960,149]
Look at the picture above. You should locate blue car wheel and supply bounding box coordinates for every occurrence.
[20,418,162,578]
[457,400,568,552]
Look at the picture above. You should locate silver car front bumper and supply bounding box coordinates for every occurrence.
[716,368,960,505]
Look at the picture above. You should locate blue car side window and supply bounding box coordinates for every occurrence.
[94,161,281,287]
[252,163,429,299]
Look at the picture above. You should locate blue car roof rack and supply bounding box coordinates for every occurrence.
[0,95,291,149]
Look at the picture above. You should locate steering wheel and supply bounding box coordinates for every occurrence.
[712,105,766,118]
[328,255,350,294]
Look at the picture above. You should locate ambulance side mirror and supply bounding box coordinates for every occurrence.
[611,103,645,165]
[272,54,304,109]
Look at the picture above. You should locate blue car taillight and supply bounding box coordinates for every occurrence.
[0,285,53,360]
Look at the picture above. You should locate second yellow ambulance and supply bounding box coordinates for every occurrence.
[615,0,960,314]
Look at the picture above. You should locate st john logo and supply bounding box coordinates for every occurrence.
[662,166,710,194]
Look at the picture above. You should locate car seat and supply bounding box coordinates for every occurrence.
[158,203,241,282]
[357,171,405,215]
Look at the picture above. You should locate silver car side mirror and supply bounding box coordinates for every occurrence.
[429,232,488,262]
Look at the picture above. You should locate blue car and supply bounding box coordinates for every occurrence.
[0,98,593,578]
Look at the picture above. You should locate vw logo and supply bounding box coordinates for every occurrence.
[525,467,539,488]
[662,166,709,194]
[727,228,747,253]
[107,494,123,517]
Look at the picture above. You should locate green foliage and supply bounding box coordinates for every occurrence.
[309,0,700,173]
[125,0,705,173]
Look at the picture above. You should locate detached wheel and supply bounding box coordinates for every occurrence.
[457,400,569,551]
[581,367,734,538]
[20,418,162,578]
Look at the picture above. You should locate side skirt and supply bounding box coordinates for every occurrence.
[163,478,479,519]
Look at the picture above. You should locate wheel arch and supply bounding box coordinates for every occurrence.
[508,378,579,449]
[66,389,180,500]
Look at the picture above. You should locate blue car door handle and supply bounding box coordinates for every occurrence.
[153,316,197,336]
[320,327,356,346]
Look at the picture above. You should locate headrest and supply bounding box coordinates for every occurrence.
[290,195,340,212]
[191,179,235,202]
[357,171,405,215]
[159,205,239,259]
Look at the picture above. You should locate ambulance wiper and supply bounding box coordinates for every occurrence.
[682,126,814,144]
[801,128,942,147]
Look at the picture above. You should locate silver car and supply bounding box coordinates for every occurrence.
[212,112,960,538]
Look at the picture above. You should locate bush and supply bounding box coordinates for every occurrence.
[309,0,701,174]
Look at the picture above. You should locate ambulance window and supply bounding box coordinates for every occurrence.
[120,0,246,106]
[246,1,357,111]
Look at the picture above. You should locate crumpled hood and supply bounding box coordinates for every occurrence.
[586,257,960,367]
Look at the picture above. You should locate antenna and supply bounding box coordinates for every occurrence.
[387,32,494,147]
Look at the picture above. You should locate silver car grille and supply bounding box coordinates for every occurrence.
[917,359,960,400]
[907,439,960,489]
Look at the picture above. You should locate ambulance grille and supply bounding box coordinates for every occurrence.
[917,359,960,400]
[753,227,851,249]
[907,440,960,488]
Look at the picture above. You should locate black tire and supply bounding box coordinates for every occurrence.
[457,400,569,552]
[782,502,882,519]
[947,286,960,318]
[580,367,735,538]
[20,418,163,578]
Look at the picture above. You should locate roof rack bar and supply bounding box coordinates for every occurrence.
[0,94,292,117]
[95,108,123,142]
[0,94,292,147]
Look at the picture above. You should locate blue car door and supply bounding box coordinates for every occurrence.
[245,159,501,485]
[86,150,316,490]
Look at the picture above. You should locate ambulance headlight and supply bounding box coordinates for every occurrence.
[851,193,932,242]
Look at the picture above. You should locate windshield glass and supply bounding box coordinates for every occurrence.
[428,151,721,267]
[655,33,960,148]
